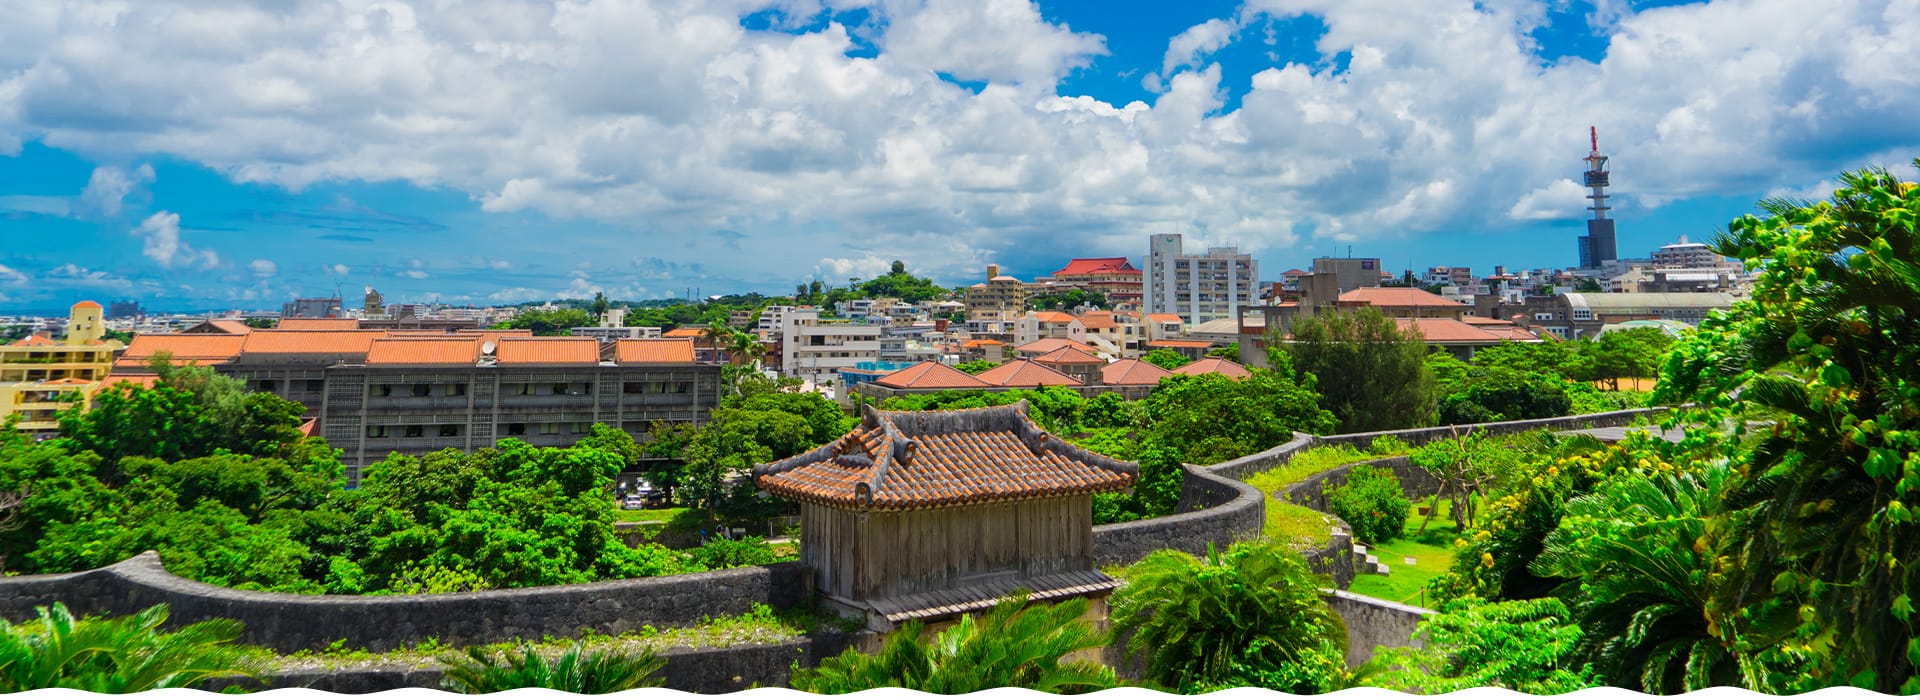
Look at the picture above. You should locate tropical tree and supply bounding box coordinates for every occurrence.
[440,643,664,693]
[1142,368,1335,464]
[1140,348,1190,370]
[953,359,999,375]
[0,603,257,692]
[1110,540,1347,693]
[1655,161,1920,693]
[1532,462,1735,692]
[1406,428,1504,532]
[791,595,1117,694]
[1279,306,1437,432]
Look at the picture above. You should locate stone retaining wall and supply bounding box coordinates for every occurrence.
[202,634,861,693]
[0,552,811,653]
[1326,590,1433,667]
[1312,408,1664,450]
[1279,456,1443,513]
[1091,463,1264,567]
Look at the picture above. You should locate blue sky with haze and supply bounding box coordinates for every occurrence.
[2,0,1917,313]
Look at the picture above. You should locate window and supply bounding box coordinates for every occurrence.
[570,422,591,434]
[256,379,278,392]
[411,383,431,397]
[365,425,390,438]
[404,425,425,438]
[438,424,462,437]
[505,423,527,436]
[623,382,646,394]
[512,383,534,396]
[1571,308,1593,321]
[538,422,560,435]
[442,383,468,397]
[372,384,393,397]
[305,380,325,392]
[551,383,568,395]
[566,382,591,395]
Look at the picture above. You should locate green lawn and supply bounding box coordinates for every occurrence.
[1347,499,1465,607]
[614,507,690,524]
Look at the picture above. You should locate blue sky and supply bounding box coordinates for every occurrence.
[2,0,1917,313]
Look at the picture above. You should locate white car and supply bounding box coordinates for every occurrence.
[622,494,645,510]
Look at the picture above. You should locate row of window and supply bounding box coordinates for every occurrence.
[364,421,598,439]
[257,380,700,397]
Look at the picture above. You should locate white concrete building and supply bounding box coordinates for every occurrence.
[1144,233,1259,325]
[780,308,883,386]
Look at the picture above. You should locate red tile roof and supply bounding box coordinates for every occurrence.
[1395,318,1506,343]
[1337,287,1465,309]
[1172,357,1251,378]
[494,337,601,364]
[1459,316,1513,325]
[616,338,697,364]
[1052,257,1140,277]
[960,339,1006,348]
[1076,312,1117,330]
[72,301,102,309]
[1146,339,1214,349]
[755,403,1136,511]
[662,328,708,338]
[209,320,254,334]
[1145,314,1184,324]
[1015,338,1097,356]
[873,361,993,390]
[276,318,361,331]
[8,334,57,347]
[1100,358,1172,386]
[103,374,161,389]
[976,360,1083,387]
[365,338,483,365]
[240,330,386,355]
[1031,346,1102,365]
[117,334,248,367]
[1031,311,1077,324]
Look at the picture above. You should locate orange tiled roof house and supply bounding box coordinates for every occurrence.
[755,401,1136,630]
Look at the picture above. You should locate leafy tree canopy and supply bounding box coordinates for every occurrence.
[1280,306,1437,432]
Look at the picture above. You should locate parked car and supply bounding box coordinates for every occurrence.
[623,494,645,510]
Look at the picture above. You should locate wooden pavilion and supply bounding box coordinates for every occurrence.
[754,401,1137,630]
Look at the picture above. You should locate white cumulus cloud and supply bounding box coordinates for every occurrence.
[131,211,220,269]
[248,259,278,278]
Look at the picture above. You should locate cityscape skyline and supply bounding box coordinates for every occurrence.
[4,0,1919,312]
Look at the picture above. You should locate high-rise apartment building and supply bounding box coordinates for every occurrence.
[1144,234,1258,325]
[780,308,883,387]
[0,301,120,435]
[964,265,1029,322]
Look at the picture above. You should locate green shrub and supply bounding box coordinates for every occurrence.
[1326,465,1411,544]
[440,643,664,693]
[791,595,1116,693]
[686,536,788,570]
[0,603,257,692]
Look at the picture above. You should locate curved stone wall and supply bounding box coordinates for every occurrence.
[1091,463,1265,567]
[0,552,810,653]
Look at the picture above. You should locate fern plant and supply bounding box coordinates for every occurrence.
[0,602,256,692]
[1109,540,1347,693]
[791,594,1117,694]
[440,642,665,693]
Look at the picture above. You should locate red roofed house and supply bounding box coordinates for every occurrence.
[1171,357,1251,379]
[756,402,1136,629]
[975,359,1083,388]
[1014,337,1098,359]
[1029,346,1103,385]
[1099,358,1172,386]
[1051,257,1144,309]
[1336,287,1468,319]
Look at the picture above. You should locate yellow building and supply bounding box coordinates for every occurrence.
[0,301,122,433]
[964,264,1028,323]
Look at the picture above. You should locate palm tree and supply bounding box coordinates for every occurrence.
[725,330,764,369]
[791,595,1117,694]
[1109,540,1347,693]
[0,603,256,692]
[440,643,664,694]
[1532,461,1734,692]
